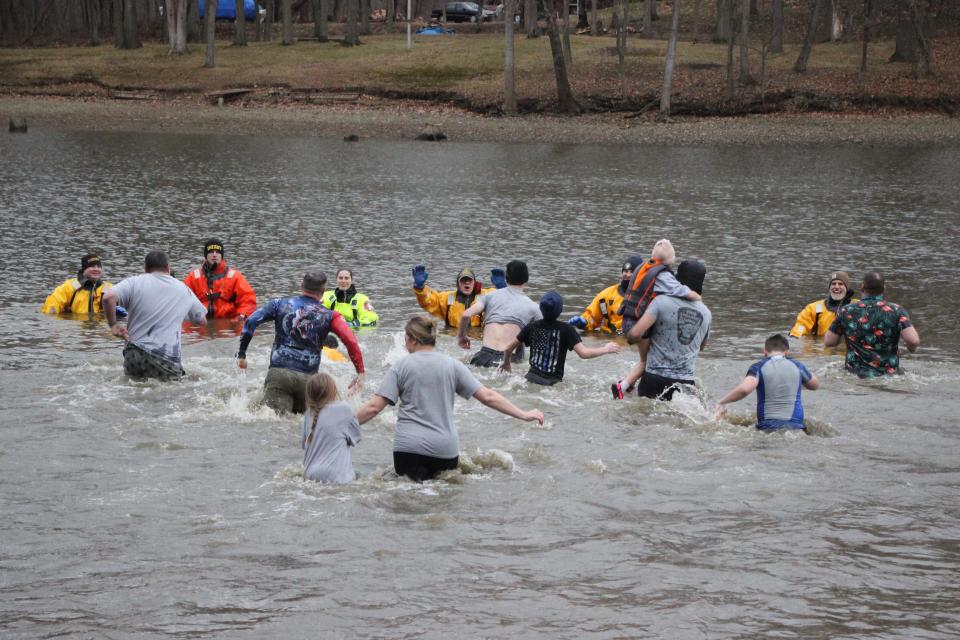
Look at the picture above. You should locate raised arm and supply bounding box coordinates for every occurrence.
[473,386,543,425]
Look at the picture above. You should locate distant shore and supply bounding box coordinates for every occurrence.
[3,94,960,145]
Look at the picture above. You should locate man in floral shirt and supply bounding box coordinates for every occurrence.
[824,272,920,378]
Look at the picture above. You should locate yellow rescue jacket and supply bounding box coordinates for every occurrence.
[790,296,858,338]
[322,289,378,327]
[576,283,626,333]
[42,277,113,315]
[414,284,495,328]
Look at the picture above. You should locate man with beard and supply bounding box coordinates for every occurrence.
[789,271,856,339]
[237,271,365,414]
[568,256,645,334]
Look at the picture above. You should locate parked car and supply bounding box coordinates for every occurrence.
[430,2,495,22]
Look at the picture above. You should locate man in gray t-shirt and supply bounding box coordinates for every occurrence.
[457,260,542,367]
[103,250,207,381]
[628,259,711,401]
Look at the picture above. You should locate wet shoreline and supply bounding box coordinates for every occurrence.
[3,94,960,145]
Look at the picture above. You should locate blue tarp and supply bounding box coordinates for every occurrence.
[416,26,455,35]
[197,0,258,21]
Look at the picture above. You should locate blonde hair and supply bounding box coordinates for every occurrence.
[305,372,340,445]
[405,315,437,346]
[651,239,676,266]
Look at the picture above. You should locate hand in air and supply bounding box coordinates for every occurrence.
[490,268,507,289]
[412,265,428,290]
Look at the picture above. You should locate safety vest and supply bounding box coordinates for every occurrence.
[619,259,669,320]
[193,267,240,319]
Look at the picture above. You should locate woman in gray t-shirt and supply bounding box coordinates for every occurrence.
[357,316,544,482]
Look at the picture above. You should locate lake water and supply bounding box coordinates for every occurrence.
[1,131,959,639]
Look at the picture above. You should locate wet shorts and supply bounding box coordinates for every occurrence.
[637,370,695,401]
[393,451,459,482]
[469,345,524,368]
[525,370,560,386]
[263,366,312,415]
[123,343,185,381]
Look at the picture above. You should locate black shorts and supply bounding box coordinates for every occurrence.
[637,371,695,401]
[122,343,185,381]
[393,451,459,482]
[469,345,525,368]
[525,370,560,386]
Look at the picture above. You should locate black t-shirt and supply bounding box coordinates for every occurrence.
[519,319,582,381]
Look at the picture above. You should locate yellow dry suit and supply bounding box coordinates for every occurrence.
[42,276,112,315]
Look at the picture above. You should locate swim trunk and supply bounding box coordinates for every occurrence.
[469,345,524,368]
[123,343,185,381]
[525,370,560,386]
[757,419,807,433]
[263,366,312,415]
[393,451,459,482]
[637,370,695,401]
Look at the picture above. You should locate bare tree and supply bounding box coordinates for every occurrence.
[525,0,539,36]
[907,0,932,74]
[165,0,189,53]
[113,0,141,48]
[265,0,275,39]
[725,2,735,97]
[590,0,598,35]
[282,0,294,43]
[793,0,823,72]
[660,0,681,115]
[544,0,580,112]
[344,0,359,44]
[204,0,216,66]
[715,0,732,41]
[769,0,783,52]
[859,0,872,71]
[562,0,572,66]
[738,0,751,83]
[360,0,370,34]
[504,0,518,114]
[644,0,653,35]
[233,0,247,44]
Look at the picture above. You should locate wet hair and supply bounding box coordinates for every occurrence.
[305,372,340,445]
[405,315,437,346]
[302,271,327,293]
[144,250,169,272]
[764,333,790,353]
[676,258,706,295]
[505,260,529,285]
[862,271,885,295]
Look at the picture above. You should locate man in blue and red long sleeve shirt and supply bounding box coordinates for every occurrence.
[237,271,365,414]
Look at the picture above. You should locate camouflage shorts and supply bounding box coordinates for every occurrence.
[123,343,185,381]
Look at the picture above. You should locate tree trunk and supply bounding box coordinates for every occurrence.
[769,0,783,52]
[88,0,102,44]
[738,0,751,83]
[859,0,871,71]
[590,0,598,35]
[318,0,329,39]
[312,0,321,36]
[360,0,370,34]
[577,0,588,28]
[117,0,140,47]
[525,0,538,36]
[793,0,822,72]
[692,0,700,41]
[344,0,359,44]
[504,0,518,114]
[282,0,294,43]
[725,2,735,97]
[165,0,188,53]
[830,0,842,40]
[234,0,247,44]
[562,0,572,66]
[386,0,395,24]
[644,0,652,35]
[907,0,932,74]
[715,0,731,41]
[660,0,681,115]
[544,1,580,113]
[204,0,216,65]
[265,0,275,39]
